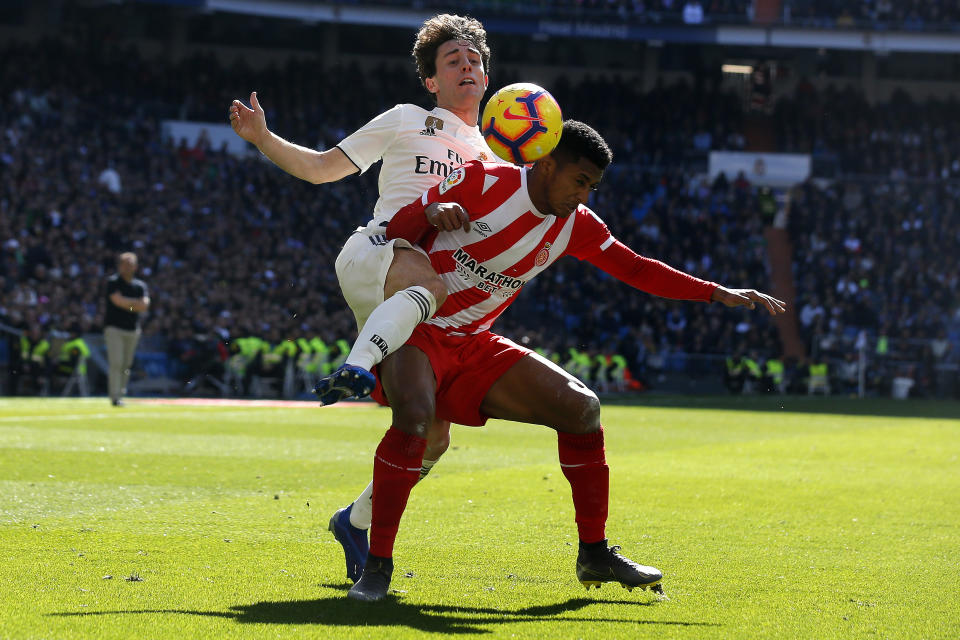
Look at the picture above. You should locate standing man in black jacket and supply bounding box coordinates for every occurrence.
[104,252,150,407]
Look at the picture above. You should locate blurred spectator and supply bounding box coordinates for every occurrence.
[837,352,859,395]
[104,252,150,406]
[55,328,91,396]
[724,353,746,393]
[683,1,705,24]
[97,163,122,195]
[18,325,52,395]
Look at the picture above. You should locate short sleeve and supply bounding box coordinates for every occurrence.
[335,105,405,174]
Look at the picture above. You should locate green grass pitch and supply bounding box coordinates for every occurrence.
[1,396,958,639]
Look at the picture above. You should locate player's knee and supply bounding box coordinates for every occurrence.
[417,275,447,310]
[425,423,451,459]
[560,391,601,435]
[578,392,602,433]
[391,400,436,440]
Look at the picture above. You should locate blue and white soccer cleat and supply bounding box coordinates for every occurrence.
[328,504,369,583]
[313,364,376,406]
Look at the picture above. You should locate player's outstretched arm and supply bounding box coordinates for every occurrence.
[711,286,787,315]
[228,91,357,184]
[582,236,787,315]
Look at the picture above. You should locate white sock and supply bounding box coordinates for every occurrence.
[345,286,437,371]
[349,481,373,530]
[347,457,440,530]
[419,457,439,481]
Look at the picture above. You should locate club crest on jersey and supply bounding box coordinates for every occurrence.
[420,116,445,136]
[439,167,466,194]
[478,152,489,161]
[535,242,552,267]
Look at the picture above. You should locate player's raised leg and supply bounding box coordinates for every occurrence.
[347,345,437,601]
[315,243,445,406]
[479,351,664,593]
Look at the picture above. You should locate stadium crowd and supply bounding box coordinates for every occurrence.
[337,1,749,23]
[773,82,960,180]
[783,0,960,29]
[344,0,960,29]
[2,34,958,398]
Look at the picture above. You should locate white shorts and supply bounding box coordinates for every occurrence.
[335,221,426,329]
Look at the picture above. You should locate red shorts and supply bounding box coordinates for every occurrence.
[370,324,531,426]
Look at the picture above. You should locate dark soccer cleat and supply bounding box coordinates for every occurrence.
[313,364,376,406]
[347,554,393,602]
[576,542,663,593]
[328,504,369,583]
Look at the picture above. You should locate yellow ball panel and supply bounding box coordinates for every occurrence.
[481,82,563,164]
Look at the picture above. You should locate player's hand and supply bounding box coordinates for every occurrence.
[711,286,787,315]
[229,91,268,146]
[425,202,471,232]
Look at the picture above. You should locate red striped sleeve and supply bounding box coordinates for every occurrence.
[586,239,717,302]
[387,161,485,244]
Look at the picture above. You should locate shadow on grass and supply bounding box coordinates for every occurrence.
[50,593,718,634]
[603,393,960,419]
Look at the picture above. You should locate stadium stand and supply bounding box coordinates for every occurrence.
[1,3,958,400]
[323,1,960,30]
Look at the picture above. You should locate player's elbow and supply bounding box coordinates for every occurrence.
[309,148,355,184]
[306,171,328,185]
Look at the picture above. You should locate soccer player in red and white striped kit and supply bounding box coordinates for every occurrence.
[343,120,786,601]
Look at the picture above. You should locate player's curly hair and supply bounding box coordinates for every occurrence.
[412,14,490,97]
[553,120,614,170]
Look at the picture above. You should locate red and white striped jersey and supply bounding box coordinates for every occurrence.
[388,160,718,336]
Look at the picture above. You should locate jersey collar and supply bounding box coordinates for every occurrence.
[520,166,549,218]
[431,106,478,131]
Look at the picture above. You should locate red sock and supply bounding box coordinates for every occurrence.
[558,427,609,544]
[369,426,426,558]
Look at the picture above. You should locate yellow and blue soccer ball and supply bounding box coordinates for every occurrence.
[481,83,562,165]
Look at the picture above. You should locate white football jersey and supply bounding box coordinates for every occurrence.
[336,104,500,225]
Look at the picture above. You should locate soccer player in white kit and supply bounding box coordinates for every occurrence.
[229,15,501,582]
